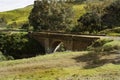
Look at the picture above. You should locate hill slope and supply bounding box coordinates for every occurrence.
[0,5,33,28]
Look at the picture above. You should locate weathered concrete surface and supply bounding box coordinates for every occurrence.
[29,32,100,53]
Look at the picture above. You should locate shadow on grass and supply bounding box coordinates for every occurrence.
[73,51,120,69]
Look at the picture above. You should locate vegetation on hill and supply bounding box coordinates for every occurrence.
[28,0,120,34]
[75,0,120,33]
[0,5,33,28]
[0,0,120,35]
[29,0,86,32]
[0,3,86,31]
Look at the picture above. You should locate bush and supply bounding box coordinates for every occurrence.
[103,41,120,51]
[0,51,6,61]
[88,39,112,50]
[88,39,120,53]
[0,33,45,59]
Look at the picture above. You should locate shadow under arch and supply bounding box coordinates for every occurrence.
[36,42,46,55]
[51,40,66,53]
[27,38,46,56]
[7,38,46,59]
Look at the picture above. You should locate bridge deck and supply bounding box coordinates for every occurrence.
[30,32,120,40]
[30,32,100,38]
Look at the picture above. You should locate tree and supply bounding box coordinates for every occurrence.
[102,0,120,27]
[29,0,49,31]
[76,0,113,33]
[29,0,74,32]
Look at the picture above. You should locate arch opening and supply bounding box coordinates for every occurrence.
[36,42,46,55]
[51,41,66,53]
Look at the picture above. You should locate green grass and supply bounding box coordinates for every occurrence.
[0,5,33,28]
[1,64,120,80]
[0,51,120,80]
[0,51,82,67]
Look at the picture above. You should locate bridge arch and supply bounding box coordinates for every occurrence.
[51,40,66,53]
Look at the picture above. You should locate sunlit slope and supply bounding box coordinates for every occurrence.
[0,5,33,28]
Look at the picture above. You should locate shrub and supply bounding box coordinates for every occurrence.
[87,39,113,50]
[0,51,6,61]
[103,41,120,51]
[0,33,45,59]
[88,39,120,53]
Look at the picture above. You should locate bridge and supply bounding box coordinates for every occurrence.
[29,32,100,53]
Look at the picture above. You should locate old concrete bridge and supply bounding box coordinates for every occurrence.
[29,32,100,53]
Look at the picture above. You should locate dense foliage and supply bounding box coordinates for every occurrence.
[29,0,74,32]
[103,0,120,27]
[27,0,119,34]
[75,0,120,33]
[1,0,120,34]
[0,33,45,59]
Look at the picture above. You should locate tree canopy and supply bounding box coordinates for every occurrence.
[29,0,74,32]
[76,0,120,33]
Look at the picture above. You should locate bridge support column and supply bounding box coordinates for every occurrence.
[65,39,73,51]
[44,38,52,53]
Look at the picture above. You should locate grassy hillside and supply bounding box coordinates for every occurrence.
[0,51,120,80]
[0,5,33,28]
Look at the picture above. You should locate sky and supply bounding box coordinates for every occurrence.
[0,0,35,12]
